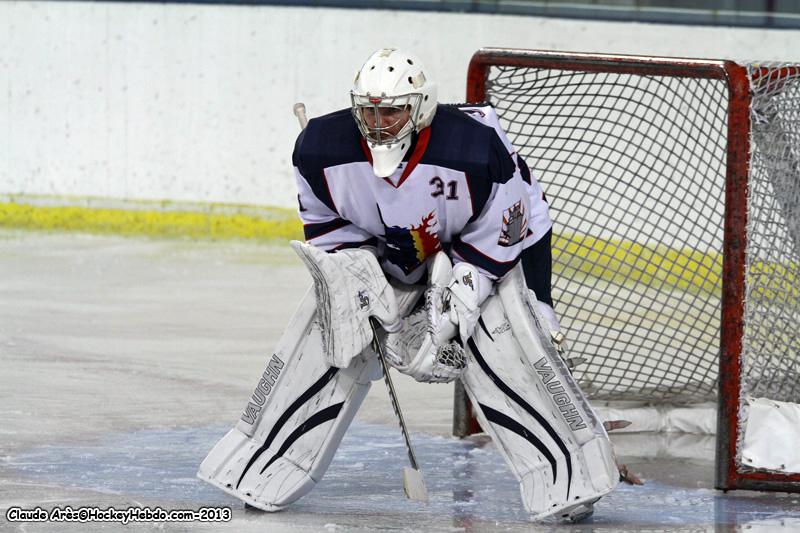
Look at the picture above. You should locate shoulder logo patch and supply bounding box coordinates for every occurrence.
[498,201,527,247]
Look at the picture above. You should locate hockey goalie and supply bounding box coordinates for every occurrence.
[197,47,620,521]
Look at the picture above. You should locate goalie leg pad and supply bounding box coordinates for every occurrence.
[197,288,380,511]
[461,265,618,521]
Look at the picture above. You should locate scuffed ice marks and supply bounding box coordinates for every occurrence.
[6,422,800,531]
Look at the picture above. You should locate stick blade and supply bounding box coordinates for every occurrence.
[402,466,429,503]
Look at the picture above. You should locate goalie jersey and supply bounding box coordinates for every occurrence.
[292,104,552,285]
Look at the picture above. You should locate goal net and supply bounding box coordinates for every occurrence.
[457,48,800,492]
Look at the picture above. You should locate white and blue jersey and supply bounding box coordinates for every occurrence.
[292,104,552,287]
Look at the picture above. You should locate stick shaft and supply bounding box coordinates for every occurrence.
[370,318,421,471]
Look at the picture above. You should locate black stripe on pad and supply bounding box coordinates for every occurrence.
[236,366,339,489]
[478,403,558,481]
[468,337,572,496]
[259,402,345,474]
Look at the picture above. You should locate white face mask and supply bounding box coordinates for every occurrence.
[351,93,421,177]
[350,93,420,144]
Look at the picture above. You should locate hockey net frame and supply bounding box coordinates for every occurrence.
[454,48,800,493]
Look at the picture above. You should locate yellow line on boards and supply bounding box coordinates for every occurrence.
[0,199,303,241]
[3,197,794,299]
[553,232,722,295]
[554,233,798,299]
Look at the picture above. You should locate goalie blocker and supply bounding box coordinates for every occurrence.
[461,263,618,520]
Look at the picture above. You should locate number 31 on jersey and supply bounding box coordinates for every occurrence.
[430,177,458,200]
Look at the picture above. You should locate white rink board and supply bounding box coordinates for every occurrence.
[1,1,799,209]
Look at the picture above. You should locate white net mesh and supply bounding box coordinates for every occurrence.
[481,60,800,404]
[744,63,800,402]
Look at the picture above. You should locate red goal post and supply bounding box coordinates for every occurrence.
[456,48,800,493]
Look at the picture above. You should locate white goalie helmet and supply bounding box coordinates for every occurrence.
[351,47,438,177]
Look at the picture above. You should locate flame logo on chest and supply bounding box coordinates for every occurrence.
[380,208,442,274]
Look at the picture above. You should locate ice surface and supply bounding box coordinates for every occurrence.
[1,230,799,532]
[6,422,800,531]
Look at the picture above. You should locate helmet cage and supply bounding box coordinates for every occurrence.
[350,92,422,146]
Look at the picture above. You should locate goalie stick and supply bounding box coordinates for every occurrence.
[293,103,428,503]
[370,318,429,502]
